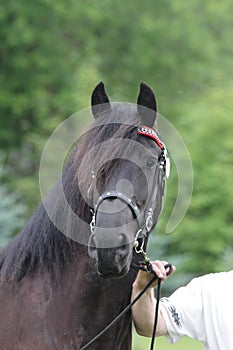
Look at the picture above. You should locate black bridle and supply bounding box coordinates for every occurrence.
[84,126,171,350]
[90,126,170,252]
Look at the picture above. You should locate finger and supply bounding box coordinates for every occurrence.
[170,265,176,274]
[151,261,176,279]
[151,261,167,279]
[164,264,176,277]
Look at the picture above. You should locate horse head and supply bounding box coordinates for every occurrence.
[87,82,170,278]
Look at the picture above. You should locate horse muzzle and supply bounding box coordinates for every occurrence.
[88,231,133,278]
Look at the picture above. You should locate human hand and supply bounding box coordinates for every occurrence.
[133,260,176,291]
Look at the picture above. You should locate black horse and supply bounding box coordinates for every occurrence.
[0,82,169,349]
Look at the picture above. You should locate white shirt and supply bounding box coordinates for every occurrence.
[160,270,233,350]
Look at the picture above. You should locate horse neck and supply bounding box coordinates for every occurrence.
[59,251,137,297]
[51,251,137,326]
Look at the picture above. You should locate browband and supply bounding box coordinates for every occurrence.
[137,126,164,150]
[138,125,170,179]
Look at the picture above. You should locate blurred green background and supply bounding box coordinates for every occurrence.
[133,330,203,349]
[0,1,232,348]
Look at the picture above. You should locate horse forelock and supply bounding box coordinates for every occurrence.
[74,103,142,194]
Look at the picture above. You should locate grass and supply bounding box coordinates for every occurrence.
[133,331,203,349]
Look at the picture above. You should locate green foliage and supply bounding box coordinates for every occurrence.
[0,0,101,207]
[180,85,233,272]
[154,83,233,284]
[0,160,26,248]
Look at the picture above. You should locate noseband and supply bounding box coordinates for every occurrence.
[90,126,170,251]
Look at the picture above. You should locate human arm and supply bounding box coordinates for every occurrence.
[131,260,176,337]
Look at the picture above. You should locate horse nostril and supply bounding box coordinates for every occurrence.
[115,234,130,260]
[115,246,129,261]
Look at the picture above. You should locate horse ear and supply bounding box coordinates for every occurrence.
[91,81,111,118]
[137,82,157,127]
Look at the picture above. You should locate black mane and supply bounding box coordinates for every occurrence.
[0,103,143,281]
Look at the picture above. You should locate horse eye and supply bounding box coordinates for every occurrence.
[146,159,156,170]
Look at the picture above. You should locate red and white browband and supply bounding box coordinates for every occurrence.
[137,126,164,150]
[138,125,170,179]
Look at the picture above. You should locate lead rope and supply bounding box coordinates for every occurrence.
[150,276,161,350]
[80,262,172,350]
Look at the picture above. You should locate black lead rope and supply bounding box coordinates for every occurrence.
[80,263,172,350]
[150,277,161,350]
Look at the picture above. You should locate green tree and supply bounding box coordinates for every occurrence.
[0,159,26,248]
[0,0,100,207]
[155,83,233,281]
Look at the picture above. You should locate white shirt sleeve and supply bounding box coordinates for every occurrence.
[159,271,233,350]
[159,277,207,344]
